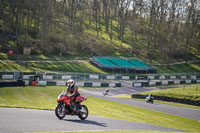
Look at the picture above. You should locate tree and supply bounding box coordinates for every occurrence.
[117,0,131,41]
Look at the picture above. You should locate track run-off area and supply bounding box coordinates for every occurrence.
[0,86,200,133]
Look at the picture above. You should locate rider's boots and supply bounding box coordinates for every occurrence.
[73,102,82,114]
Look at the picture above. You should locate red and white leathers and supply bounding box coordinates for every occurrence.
[67,84,80,104]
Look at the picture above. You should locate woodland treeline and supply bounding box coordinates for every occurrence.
[0,0,200,63]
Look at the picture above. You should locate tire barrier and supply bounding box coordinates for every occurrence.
[0,80,25,87]
[132,94,146,99]
[131,94,200,106]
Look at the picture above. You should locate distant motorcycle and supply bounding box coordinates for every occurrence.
[103,89,110,96]
[55,90,88,120]
[145,94,154,104]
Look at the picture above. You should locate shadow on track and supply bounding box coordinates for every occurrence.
[62,119,107,127]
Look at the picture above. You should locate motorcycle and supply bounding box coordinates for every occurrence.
[145,96,154,104]
[55,90,88,120]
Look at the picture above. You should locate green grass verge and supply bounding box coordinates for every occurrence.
[1,50,200,74]
[116,94,200,110]
[37,131,184,133]
[0,60,106,74]
[155,63,200,74]
[0,86,200,132]
[0,60,34,72]
[0,53,90,60]
[1,59,200,74]
[140,85,200,101]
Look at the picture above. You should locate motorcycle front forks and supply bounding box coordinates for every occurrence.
[61,103,66,113]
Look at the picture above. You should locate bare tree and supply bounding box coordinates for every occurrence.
[117,0,131,41]
[93,0,101,36]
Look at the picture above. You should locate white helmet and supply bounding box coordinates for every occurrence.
[67,79,75,87]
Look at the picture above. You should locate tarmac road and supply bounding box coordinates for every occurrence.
[0,86,199,133]
[79,87,200,121]
[0,107,186,133]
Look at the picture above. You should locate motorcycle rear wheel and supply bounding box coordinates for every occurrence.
[55,104,66,119]
[78,105,88,120]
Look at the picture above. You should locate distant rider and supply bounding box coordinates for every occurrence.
[66,79,81,113]
[146,93,154,102]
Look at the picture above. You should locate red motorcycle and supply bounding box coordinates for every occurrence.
[55,90,88,120]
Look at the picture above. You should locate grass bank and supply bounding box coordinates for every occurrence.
[155,63,200,74]
[1,52,200,74]
[37,131,184,133]
[0,60,106,74]
[116,85,200,109]
[116,94,200,110]
[140,85,200,101]
[0,52,90,60]
[1,60,200,74]
[0,86,199,132]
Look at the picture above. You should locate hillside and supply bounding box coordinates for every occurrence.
[0,0,200,73]
[0,59,200,74]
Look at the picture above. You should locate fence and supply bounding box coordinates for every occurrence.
[26,81,121,87]
[1,72,200,81]
[133,80,200,87]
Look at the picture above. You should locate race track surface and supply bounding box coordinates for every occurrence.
[0,107,186,133]
[80,87,200,121]
[0,86,199,133]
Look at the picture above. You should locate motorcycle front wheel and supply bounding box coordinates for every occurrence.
[55,104,66,119]
[78,105,88,120]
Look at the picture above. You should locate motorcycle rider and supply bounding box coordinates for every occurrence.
[66,79,81,113]
[145,93,154,103]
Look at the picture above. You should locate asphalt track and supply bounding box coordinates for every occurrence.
[80,87,200,121]
[0,86,199,133]
[0,107,186,133]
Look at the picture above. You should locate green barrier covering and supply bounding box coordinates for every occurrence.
[137,76,148,80]
[191,80,197,84]
[116,76,122,80]
[129,76,136,80]
[165,76,170,79]
[187,76,191,79]
[99,75,107,79]
[84,82,92,87]
[53,75,62,80]
[115,83,121,87]
[168,81,174,85]
[47,82,56,86]
[156,82,162,86]
[101,83,109,87]
[180,81,185,84]
[141,82,149,87]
